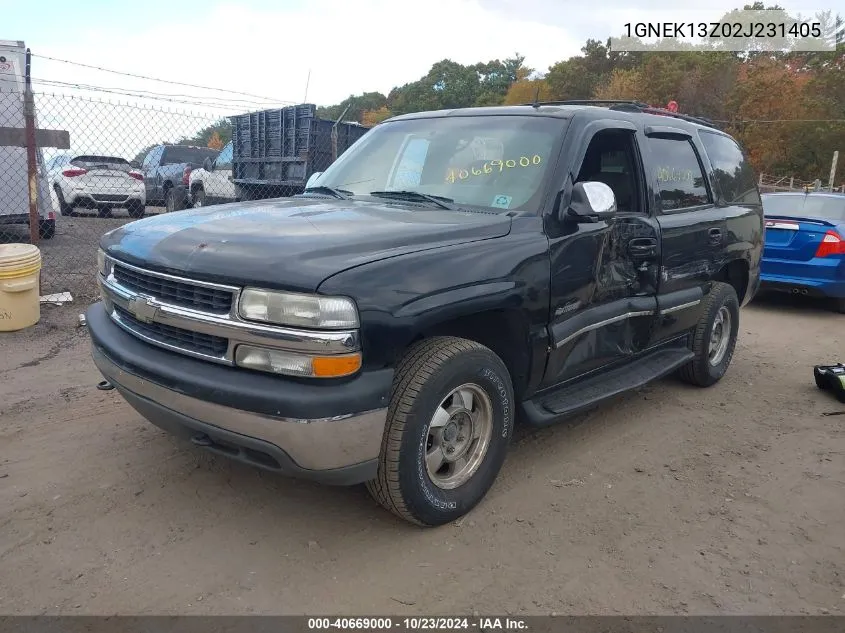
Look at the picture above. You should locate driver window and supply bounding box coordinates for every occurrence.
[216,143,233,169]
[576,130,642,214]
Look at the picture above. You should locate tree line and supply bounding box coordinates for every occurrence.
[315,3,844,185]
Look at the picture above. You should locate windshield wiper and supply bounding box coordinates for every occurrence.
[368,190,454,210]
[302,185,353,200]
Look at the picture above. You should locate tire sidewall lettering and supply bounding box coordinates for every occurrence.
[411,361,512,513]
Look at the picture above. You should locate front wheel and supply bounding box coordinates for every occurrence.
[833,298,845,314]
[192,187,206,208]
[677,282,740,387]
[366,337,514,527]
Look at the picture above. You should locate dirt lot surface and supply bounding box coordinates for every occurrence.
[1,294,843,616]
[0,207,165,302]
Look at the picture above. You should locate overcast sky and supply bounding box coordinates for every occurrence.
[0,0,832,157]
[3,0,830,105]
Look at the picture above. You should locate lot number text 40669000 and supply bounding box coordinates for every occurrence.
[307,617,529,630]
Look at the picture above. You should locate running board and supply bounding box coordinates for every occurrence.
[521,347,695,427]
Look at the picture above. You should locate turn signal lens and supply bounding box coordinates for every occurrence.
[235,345,361,378]
[312,354,362,377]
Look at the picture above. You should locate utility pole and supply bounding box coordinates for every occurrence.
[829,151,839,192]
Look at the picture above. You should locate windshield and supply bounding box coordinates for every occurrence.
[314,115,566,212]
[71,155,131,171]
[162,146,219,165]
[763,194,845,222]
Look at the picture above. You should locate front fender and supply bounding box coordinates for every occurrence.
[316,216,551,371]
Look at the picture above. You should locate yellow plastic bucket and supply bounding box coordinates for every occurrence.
[0,244,42,332]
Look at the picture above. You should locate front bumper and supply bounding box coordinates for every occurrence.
[87,302,392,485]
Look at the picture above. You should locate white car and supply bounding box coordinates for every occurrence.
[187,141,236,208]
[47,153,146,218]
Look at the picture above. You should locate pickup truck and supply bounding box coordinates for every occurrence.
[187,141,235,208]
[139,144,219,212]
[87,100,763,527]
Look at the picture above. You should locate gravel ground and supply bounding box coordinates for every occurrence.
[0,207,165,302]
[0,290,843,616]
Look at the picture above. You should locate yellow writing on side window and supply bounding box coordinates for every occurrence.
[446,155,542,184]
[657,167,695,184]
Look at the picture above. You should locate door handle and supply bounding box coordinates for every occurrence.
[709,227,723,243]
[628,238,658,260]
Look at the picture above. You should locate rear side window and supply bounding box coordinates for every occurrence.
[699,131,761,205]
[647,137,710,211]
[162,146,219,165]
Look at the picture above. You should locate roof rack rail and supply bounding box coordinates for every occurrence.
[608,103,718,129]
[522,99,651,108]
[522,99,719,130]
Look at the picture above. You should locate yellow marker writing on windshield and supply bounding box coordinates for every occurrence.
[446,154,542,184]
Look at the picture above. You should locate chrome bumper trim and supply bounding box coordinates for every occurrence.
[92,346,387,471]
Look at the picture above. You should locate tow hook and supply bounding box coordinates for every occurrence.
[191,434,214,447]
[96,380,114,391]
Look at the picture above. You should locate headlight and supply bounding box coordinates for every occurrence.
[235,345,362,378]
[97,249,110,276]
[238,288,359,329]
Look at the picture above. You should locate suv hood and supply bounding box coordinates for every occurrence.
[101,197,512,292]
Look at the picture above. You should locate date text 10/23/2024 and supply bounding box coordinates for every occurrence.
[307,617,530,630]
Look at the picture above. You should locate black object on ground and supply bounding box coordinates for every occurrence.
[814,364,845,403]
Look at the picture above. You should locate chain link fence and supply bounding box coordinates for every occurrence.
[0,88,367,303]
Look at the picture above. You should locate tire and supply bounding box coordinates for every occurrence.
[193,187,206,208]
[97,205,112,218]
[833,298,845,314]
[164,187,185,213]
[127,200,146,219]
[38,219,55,240]
[54,186,75,216]
[677,282,740,387]
[366,336,515,527]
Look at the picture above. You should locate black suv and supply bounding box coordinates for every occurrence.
[87,101,764,527]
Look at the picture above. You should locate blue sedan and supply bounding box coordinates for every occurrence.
[760,192,845,313]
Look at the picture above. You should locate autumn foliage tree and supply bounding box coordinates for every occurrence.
[207,131,224,150]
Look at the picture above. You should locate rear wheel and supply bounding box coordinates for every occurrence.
[127,200,146,219]
[54,186,75,216]
[678,282,740,387]
[366,337,514,527]
[833,298,845,314]
[38,219,55,240]
[164,187,185,213]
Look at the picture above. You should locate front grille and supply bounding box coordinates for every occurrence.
[93,194,129,202]
[113,264,233,313]
[114,306,229,357]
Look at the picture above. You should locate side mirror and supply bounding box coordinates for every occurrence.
[305,171,323,188]
[560,181,617,223]
[203,157,214,171]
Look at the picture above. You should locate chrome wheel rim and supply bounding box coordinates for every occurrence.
[708,306,732,366]
[425,383,493,490]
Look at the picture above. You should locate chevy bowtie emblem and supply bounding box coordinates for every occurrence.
[127,296,159,324]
